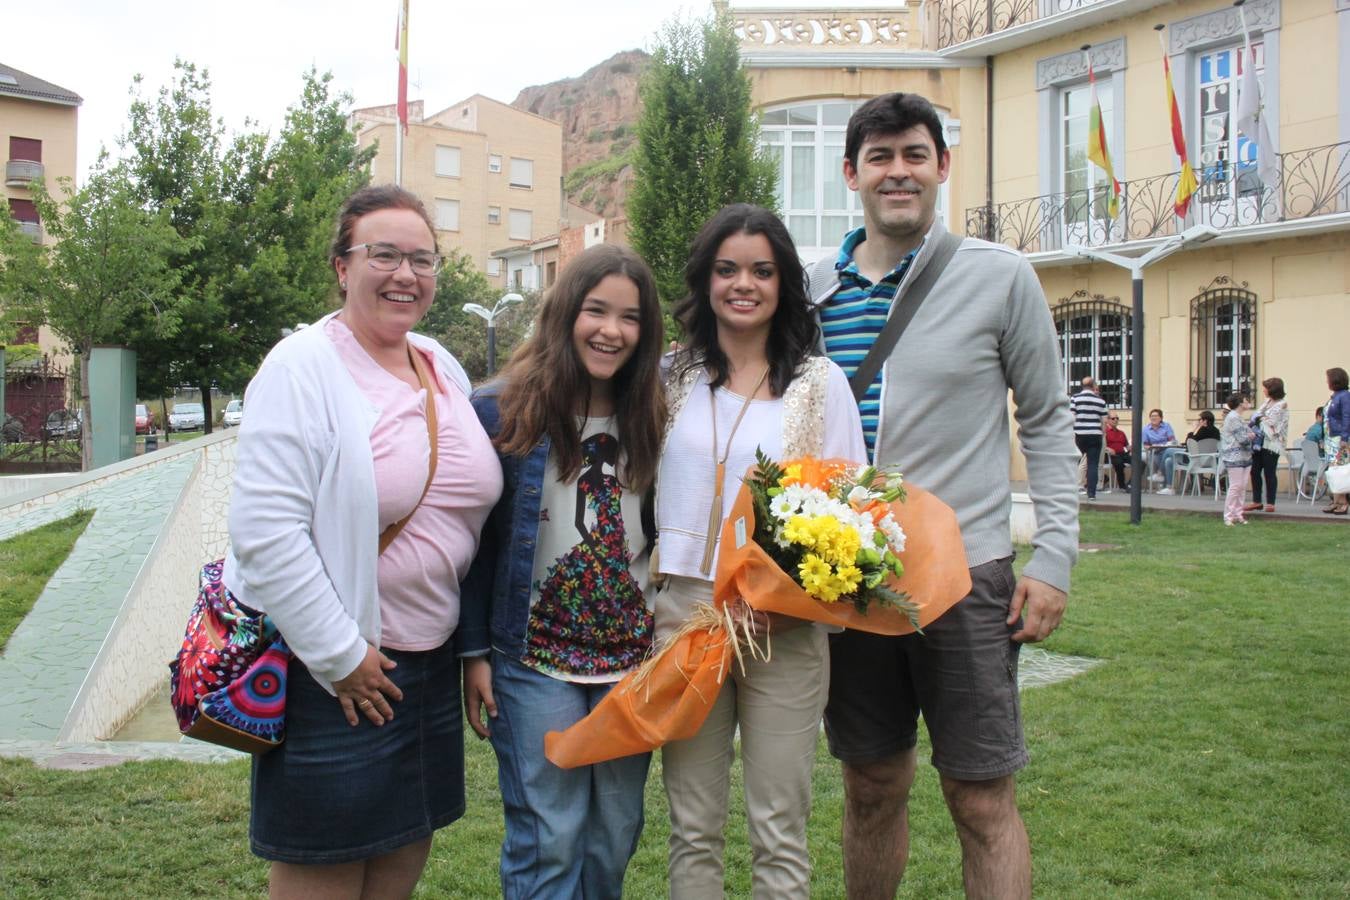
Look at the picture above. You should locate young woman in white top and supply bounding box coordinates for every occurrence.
[654,203,866,898]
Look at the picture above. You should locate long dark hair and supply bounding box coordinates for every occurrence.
[673,204,819,397]
[494,244,666,493]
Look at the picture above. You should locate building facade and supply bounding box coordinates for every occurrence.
[1,62,80,363]
[354,94,564,291]
[732,0,1349,476]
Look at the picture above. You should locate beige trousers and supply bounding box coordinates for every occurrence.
[655,575,829,899]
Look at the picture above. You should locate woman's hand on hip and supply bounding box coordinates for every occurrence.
[462,656,496,740]
[333,644,403,727]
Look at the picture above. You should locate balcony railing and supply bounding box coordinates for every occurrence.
[966,140,1350,254]
[5,159,43,187]
[936,0,1105,50]
[733,8,915,50]
[17,221,42,243]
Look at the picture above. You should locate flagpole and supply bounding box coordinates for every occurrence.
[395,0,409,187]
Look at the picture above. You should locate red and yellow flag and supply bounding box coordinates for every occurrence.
[1086,60,1121,220]
[396,0,409,135]
[1162,49,1198,217]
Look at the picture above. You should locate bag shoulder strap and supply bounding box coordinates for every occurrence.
[378,346,440,555]
[848,231,963,402]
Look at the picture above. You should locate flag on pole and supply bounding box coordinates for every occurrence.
[396,0,410,135]
[1160,46,1199,217]
[1234,27,1279,195]
[1085,55,1122,219]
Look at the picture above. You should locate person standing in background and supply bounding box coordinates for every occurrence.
[1245,377,1288,514]
[1070,377,1109,499]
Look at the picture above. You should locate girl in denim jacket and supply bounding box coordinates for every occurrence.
[461,245,667,899]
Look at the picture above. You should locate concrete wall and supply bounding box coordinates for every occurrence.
[0,432,236,742]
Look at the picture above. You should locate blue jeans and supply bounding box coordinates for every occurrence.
[1152,447,1180,486]
[490,651,650,900]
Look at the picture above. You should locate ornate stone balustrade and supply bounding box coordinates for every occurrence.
[733,8,915,50]
[966,140,1350,254]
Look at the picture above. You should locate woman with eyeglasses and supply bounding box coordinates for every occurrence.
[224,185,502,898]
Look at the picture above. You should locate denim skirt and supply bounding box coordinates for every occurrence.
[250,640,465,864]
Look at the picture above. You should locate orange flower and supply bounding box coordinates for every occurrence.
[779,457,849,490]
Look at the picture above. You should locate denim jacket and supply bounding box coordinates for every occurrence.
[460,383,657,661]
[458,383,550,660]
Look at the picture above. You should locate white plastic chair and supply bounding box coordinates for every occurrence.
[1283,446,1303,498]
[1176,438,1221,498]
[1295,438,1328,504]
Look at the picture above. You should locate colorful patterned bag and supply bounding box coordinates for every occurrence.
[169,560,289,754]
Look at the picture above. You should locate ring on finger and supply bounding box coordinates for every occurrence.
[357,698,373,709]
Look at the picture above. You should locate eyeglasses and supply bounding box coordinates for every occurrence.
[1108,417,1119,422]
[346,242,442,276]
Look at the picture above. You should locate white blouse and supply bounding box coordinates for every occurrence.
[656,363,866,580]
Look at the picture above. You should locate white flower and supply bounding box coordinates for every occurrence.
[846,484,873,506]
[878,514,907,552]
[769,492,798,521]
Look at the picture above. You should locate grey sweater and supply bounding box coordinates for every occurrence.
[808,222,1079,593]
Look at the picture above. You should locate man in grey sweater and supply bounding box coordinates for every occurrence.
[809,93,1079,899]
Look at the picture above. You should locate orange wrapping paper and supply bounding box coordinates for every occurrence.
[544,468,971,769]
[713,478,971,635]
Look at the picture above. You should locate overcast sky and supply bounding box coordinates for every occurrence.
[5,0,732,180]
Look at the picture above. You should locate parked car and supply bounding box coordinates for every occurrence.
[168,402,206,432]
[221,399,243,428]
[135,403,154,435]
[44,409,82,440]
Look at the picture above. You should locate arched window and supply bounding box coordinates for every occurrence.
[1053,291,1133,407]
[1189,276,1257,409]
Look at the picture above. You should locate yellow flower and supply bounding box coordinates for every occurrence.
[783,515,817,548]
[834,564,864,594]
[779,463,803,487]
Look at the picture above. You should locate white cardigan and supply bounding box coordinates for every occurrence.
[222,312,472,692]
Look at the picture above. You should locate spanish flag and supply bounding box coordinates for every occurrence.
[1085,56,1121,219]
[396,0,409,135]
[1161,46,1199,217]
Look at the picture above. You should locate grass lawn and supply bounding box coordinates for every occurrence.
[1,509,1345,897]
[0,509,94,650]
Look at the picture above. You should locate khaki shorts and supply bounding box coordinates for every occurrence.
[823,556,1028,781]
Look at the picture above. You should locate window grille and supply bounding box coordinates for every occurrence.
[1052,291,1132,407]
[1189,276,1257,409]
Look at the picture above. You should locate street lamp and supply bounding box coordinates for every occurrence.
[1067,224,1220,525]
[463,292,525,376]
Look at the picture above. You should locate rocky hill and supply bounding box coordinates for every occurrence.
[511,50,648,218]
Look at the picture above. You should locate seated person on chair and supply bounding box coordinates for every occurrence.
[1142,409,1180,494]
[1185,411,1221,444]
[1103,414,1130,490]
[1305,407,1325,457]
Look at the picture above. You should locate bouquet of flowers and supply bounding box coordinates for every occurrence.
[747,449,919,627]
[543,451,973,770]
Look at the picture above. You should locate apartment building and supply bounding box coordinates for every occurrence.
[1,62,80,362]
[354,94,564,289]
[732,0,1349,473]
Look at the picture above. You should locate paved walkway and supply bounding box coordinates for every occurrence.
[0,454,197,740]
[1013,481,1344,523]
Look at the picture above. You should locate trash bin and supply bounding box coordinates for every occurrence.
[144,432,158,453]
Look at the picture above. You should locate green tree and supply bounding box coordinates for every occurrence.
[0,159,190,469]
[418,251,537,384]
[123,62,372,431]
[628,10,778,320]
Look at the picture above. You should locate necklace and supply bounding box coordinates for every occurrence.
[700,364,771,575]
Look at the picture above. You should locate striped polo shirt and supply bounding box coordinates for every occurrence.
[820,227,919,457]
[1069,389,1109,435]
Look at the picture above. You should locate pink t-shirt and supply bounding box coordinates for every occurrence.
[327,318,502,651]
